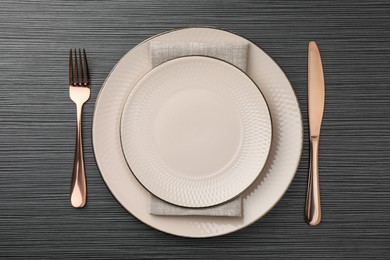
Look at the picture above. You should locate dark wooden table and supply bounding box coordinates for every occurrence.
[1,0,389,259]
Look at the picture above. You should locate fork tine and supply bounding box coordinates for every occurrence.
[83,49,90,86]
[78,49,84,85]
[69,49,73,85]
[74,49,79,85]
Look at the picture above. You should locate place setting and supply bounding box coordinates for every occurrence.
[69,27,325,237]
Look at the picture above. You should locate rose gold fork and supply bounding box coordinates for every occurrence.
[69,49,90,208]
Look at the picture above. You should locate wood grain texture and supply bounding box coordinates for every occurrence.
[0,0,389,258]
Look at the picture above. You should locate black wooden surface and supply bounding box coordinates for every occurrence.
[0,0,389,259]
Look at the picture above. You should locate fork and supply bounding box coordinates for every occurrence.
[69,49,90,208]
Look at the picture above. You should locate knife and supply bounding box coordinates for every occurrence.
[305,41,325,226]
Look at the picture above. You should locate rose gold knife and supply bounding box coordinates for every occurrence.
[305,41,325,226]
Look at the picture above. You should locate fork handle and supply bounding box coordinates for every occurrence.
[305,137,321,225]
[70,105,87,208]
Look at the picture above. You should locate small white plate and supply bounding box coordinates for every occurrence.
[120,56,272,208]
[93,28,303,237]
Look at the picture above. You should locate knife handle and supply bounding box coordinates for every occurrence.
[305,136,321,225]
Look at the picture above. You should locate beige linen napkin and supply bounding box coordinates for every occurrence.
[149,41,248,217]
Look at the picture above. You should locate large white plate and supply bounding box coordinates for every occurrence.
[93,27,303,238]
[120,56,272,208]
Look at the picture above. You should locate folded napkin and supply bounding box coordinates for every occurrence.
[149,41,248,217]
[150,41,248,71]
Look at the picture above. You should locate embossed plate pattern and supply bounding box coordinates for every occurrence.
[120,56,272,208]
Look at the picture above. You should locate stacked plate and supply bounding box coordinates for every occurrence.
[93,28,303,237]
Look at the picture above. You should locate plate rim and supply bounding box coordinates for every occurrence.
[92,26,304,238]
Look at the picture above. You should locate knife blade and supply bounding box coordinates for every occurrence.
[305,41,325,226]
[308,41,325,138]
